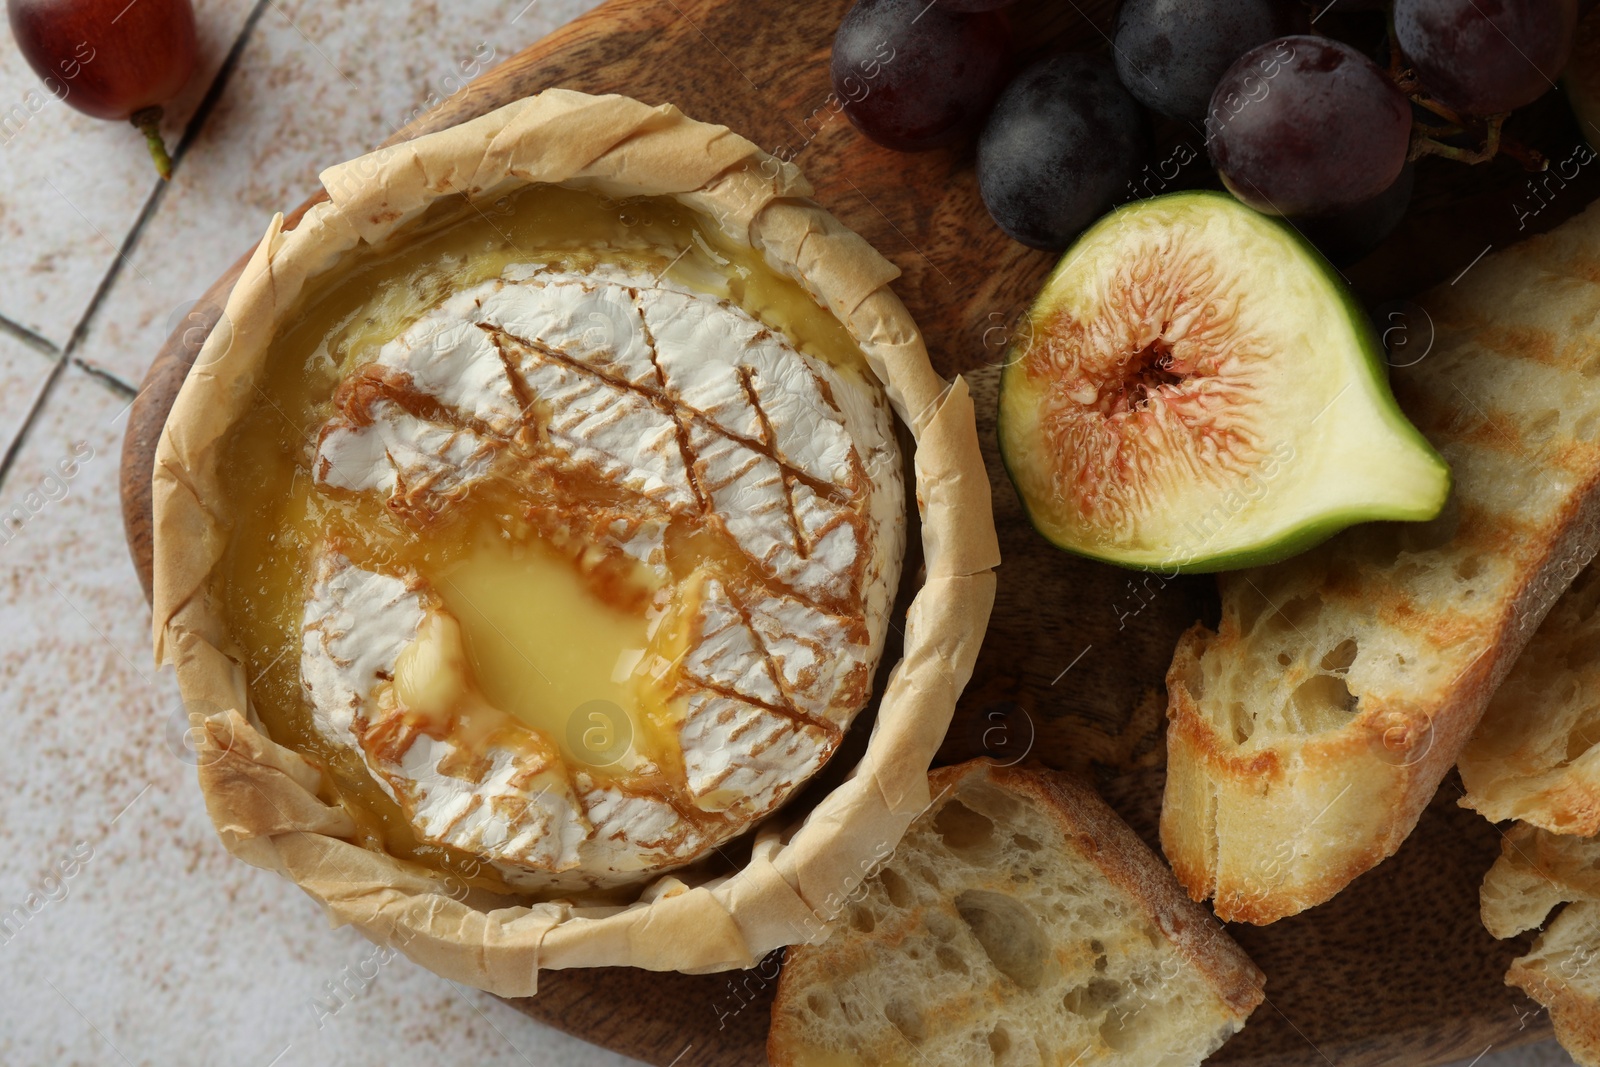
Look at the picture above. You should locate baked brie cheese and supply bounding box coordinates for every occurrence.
[225,189,904,894]
[154,91,998,987]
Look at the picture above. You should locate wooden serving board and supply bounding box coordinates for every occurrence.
[120,0,1600,1063]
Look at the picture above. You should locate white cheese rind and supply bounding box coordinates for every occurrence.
[484,274,659,388]
[747,591,871,725]
[392,737,588,873]
[300,261,905,890]
[315,400,498,508]
[301,552,422,739]
[508,339,698,511]
[379,315,522,433]
[644,288,769,442]
[578,782,705,873]
[641,288,856,485]
[684,578,785,708]
[679,691,829,816]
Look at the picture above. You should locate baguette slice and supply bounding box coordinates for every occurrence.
[1481,824,1600,1066]
[1164,197,1600,925]
[768,760,1265,1067]
[1459,561,1600,834]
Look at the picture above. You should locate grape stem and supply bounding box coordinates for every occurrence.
[1409,111,1547,170]
[1409,94,1463,124]
[1410,127,1498,165]
[1496,136,1551,172]
[1384,18,1544,172]
[131,107,173,181]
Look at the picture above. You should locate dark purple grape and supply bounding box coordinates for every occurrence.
[830,0,1011,151]
[1207,36,1411,218]
[977,55,1149,249]
[1112,0,1301,120]
[1395,0,1577,116]
[1293,162,1414,265]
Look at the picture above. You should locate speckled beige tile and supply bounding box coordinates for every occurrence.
[74,0,602,387]
[0,0,259,349]
[0,367,639,1066]
[0,330,55,459]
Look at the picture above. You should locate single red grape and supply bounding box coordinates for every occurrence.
[1395,0,1577,116]
[7,0,199,178]
[1207,36,1411,218]
[830,0,1011,152]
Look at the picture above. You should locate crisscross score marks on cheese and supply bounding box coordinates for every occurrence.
[301,551,703,882]
[300,266,900,887]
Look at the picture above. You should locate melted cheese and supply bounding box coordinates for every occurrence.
[218,184,905,895]
[428,534,658,774]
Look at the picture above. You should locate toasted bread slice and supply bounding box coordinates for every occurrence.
[1163,198,1600,925]
[1460,562,1600,834]
[768,760,1264,1067]
[1481,824,1600,1066]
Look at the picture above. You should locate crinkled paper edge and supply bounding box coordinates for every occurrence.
[149,89,1000,996]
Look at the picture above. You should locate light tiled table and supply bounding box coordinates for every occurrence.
[0,2,1580,1065]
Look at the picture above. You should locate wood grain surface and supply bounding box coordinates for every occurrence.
[119,0,1600,1063]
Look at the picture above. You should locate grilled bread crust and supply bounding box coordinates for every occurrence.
[768,760,1263,1067]
[1481,824,1600,1067]
[1163,198,1600,925]
[1459,561,1600,834]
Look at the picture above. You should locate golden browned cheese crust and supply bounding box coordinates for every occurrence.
[1164,197,1600,925]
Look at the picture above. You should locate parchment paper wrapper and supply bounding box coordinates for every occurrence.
[151,89,999,996]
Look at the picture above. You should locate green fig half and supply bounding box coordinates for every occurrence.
[998,191,1450,574]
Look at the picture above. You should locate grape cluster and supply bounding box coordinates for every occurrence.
[829,0,1151,249]
[829,0,1584,258]
[1201,0,1577,258]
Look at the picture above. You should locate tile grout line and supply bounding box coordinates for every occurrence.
[0,350,73,491]
[0,202,151,489]
[2,0,278,486]
[69,0,275,402]
[0,313,61,359]
[72,359,138,401]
